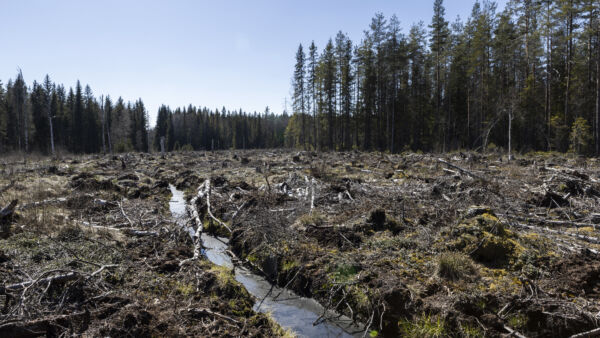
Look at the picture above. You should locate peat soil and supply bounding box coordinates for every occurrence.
[0,153,288,337]
[1,150,600,337]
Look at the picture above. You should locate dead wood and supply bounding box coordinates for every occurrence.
[570,327,600,338]
[0,264,118,295]
[438,158,488,182]
[205,179,232,234]
[504,324,528,338]
[0,272,79,295]
[507,220,600,245]
[18,198,67,211]
[187,307,240,324]
[180,180,209,266]
[0,311,89,338]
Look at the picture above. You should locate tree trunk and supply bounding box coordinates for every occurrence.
[546,0,552,150]
[101,96,106,154]
[48,108,55,156]
[24,101,28,153]
[596,28,600,155]
[508,105,513,161]
[565,5,573,123]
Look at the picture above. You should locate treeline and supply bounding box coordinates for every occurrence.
[0,71,149,154]
[285,0,600,155]
[0,72,289,155]
[153,105,289,151]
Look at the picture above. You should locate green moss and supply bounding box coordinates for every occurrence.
[282,259,298,271]
[446,213,524,267]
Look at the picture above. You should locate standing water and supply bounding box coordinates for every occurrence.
[169,185,363,338]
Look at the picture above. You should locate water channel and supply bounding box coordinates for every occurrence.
[169,184,363,338]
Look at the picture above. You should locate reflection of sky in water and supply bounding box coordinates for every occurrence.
[170,185,362,338]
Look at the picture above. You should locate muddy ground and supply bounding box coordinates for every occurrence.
[1,150,600,337]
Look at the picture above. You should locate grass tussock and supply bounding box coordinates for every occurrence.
[436,252,478,281]
[398,313,447,338]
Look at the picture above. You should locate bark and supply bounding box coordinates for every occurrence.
[596,28,600,155]
[565,3,573,123]
[101,95,106,154]
[47,94,55,156]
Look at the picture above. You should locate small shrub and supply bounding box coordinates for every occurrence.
[569,117,592,154]
[437,252,477,281]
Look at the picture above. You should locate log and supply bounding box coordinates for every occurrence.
[180,180,208,266]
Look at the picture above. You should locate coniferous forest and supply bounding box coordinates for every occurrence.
[0,71,289,155]
[1,0,600,156]
[286,0,600,155]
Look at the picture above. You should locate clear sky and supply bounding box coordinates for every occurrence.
[0,0,508,126]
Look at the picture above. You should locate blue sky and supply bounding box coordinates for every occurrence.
[0,0,507,126]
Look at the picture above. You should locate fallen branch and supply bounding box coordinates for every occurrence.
[18,198,67,211]
[570,327,600,338]
[506,215,599,230]
[0,272,78,295]
[0,264,119,295]
[80,221,158,237]
[187,307,240,324]
[507,221,600,245]
[118,200,135,227]
[438,158,488,182]
[504,324,528,338]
